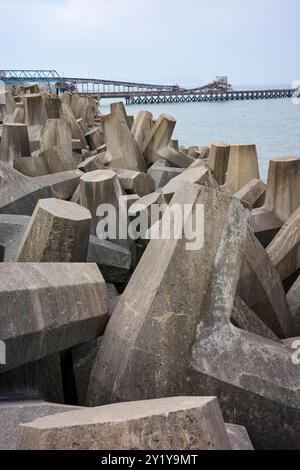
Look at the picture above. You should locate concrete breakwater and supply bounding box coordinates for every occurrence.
[0,86,300,450]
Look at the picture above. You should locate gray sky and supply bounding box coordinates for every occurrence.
[0,0,299,87]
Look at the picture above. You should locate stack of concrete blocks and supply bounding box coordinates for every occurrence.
[1,94,300,450]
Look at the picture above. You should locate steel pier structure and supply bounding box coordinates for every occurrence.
[0,70,297,104]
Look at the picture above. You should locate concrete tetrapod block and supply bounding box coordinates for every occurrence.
[157,145,195,168]
[131,110,153,149]
[103,109,146,172]
[0,214,29,261]
[287,275,300,335]
[23,94,48,143]
[87,235,132,284]
[80,169,127,242]
[237,227,292,338]
[198,146,210,159]
[61,103,87,149]
[0,263,108,373]
[0,90,16,122]
[267,206,300,288]
[161,165,218,202]
[0,161,82,215]
[207,141,230,185]
[17,397,232,450]
[0,400,80,450]
[128,191,167,231]
[15,199,91,262]
[225,424,254,450]
[231,296,279,341]
[41,118,73,156]
[13,154,49,177]
[4,106,25,125]
[77,154,104,173]
[85,127,105,151]
[0,123,30,164]
[142,113,176,165]
[44,96,62,119]
[87,183,300,449]
[251,157,300,247]
[111,168,155,196]
[222,144,260,194]
[147,161,184,189]
[40,145,77,173]
[234,178,266,209]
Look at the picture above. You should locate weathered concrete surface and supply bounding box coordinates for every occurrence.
[208,141,230,185]
[158,145,195,168]
[23,93,48,143]
[287,275,300,335]
[103,109,146,172]
[61,103,87,149]
[161,165,218,202]
[0,214,29,261]
[40,145,77,173]
[267,206,300,287]
[197,146,210,159]
[17,397,231,450]
[237,227,292,338]
[44,96,62,119]
[85,127,105,151]
[0,123,30,164]
[148,160,184,189]
[131,110,153,148]
[41,118,73,157]
[87,183,300,449]
[225,423,254,450]
[80,169,127,244]
[0,90,16,121]
[231,296,279,341]
[41,118,70,151]
[129,191,167,225]
[0,353,64,405]
[0,400,79,450]
[0,162,82,215]
[77,154,104,173]
[16,199,91,262]
[142,113,176,164]
[223,144,260,194]
[234,178,266,209]
[111,168,155,196]
[87,236,132,284]
[251,157,300,247]
[4,105,25,125]
[0,263,108,373]
[13,154,49,177]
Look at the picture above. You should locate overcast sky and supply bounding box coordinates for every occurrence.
[0,0,299,87]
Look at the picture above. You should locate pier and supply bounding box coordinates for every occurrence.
[0,70,297,104]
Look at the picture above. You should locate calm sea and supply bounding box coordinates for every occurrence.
[100,97,300,182]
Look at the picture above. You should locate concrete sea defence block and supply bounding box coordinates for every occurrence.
[15,198,91,262]
[0,263,108,373]
[17,397,232,450]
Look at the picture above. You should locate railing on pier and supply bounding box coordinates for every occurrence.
[0,70,296,104]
